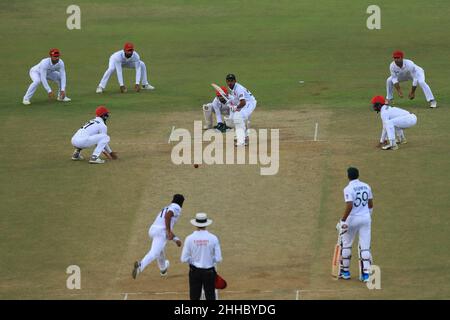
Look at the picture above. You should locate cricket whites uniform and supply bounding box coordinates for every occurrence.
[202,96,231,129]
[341,179,374,276]
[379,105,417,146]
[229,82,257,145]
[71,117,112,157]
[98,50,150,88]
[23,58,67,102]
[386,59,435,102]
[139,203,182,273]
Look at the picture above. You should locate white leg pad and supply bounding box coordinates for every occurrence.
[233,112,246,145]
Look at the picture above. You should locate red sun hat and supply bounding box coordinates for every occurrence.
[49,48,60,57]
[371,95,386,105]
[392,50,404,59]
[216,86,228,97]
[96,106,110,117]
[124,42,134,51]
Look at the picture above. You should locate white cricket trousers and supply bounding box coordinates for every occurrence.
[385,113,417,142]
[71,132,110,157]
[341,215,372,274]
[230,100,257,144]
[99,60,149,88]
[139,225,168,272]
[23,70,62,101]
[386,67,435,102]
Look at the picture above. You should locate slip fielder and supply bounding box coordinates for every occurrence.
[371,95,417,150]
[96,42,155,93]
[338,167,374,282]
[386,50,437,108]
[71,106,117,164]
[23,48,71,105]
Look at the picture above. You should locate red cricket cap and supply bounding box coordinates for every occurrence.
[392,50,404,59]
[96,106,110,117]
[49,48,60,57]
[216,86,228,97]
[124,42,134,51]
[371,95,385,105]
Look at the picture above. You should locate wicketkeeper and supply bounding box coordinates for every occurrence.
[202,85,233,132]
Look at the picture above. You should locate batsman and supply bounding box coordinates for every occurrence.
[337,167,374,282]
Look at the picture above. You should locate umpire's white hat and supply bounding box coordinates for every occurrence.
[191,213,213,227]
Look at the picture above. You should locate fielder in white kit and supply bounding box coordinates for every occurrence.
[23,48,71,105]
[71,106,117,164]
[386,50,437,108]
[225,74,257,146]
[202,85,232,132]
[338,167,374,282]
[132,194,185,279]
[96,42,155,93]
[371,95,417,150]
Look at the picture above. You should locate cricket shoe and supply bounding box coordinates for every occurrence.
[142,84,155,90]
[360,273,370,283]
[398,138,407,145]
[382,144,399,150]
[22,99,31,105]
[71,149,84,161]
[339,271,351,280]
[132,261,141,279]
[57,96,71,102]
[203,124,213,130]
[89,155,105,164]
[96,86,104,94]
[160,260,170,276]
[429,100,437,108]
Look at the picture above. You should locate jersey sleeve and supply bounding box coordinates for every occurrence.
[169,204,181,218]
[114,60,124,86]
[368,186,373,199]
[408,61,419,86]
[343,187,353,203]
[389,63,399,84]
[59,60,66,91]
[213,236,223,264]
[234,85,246,101]
[39,60,52,93]
[133,52,141,84]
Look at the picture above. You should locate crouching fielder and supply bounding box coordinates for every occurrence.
[202,85,232,132]
[96,42,154,93]
[225,74,257,146]
[23,48,71,105]
[371,96,417,150]
[338,167,374,282]
[71,106,117,164]
[132,194,185,279]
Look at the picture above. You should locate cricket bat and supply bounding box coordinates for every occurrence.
[331,231,342,279]
[211,83,229,102]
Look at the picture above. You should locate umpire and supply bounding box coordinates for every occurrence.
[181,213,222,300]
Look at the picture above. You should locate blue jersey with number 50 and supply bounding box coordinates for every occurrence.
[343,179,373,217]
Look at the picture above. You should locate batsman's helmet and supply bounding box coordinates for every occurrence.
[216,86,228,97]
[96,106,110,117]
[371,95,385,112]
[226,73,236,81]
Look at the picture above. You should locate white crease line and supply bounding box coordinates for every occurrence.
[314,122,319,141]
[123,293,128,300]
[296,290,300,300]
[168,126,175,144]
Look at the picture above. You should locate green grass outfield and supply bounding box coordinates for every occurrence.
[1,0,449,299]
